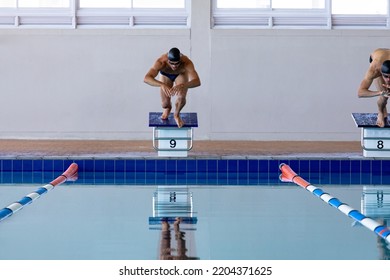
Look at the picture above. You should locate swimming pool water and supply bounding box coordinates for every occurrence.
[1,158,389,260]
[0,183,388,260]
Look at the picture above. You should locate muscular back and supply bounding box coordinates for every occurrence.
[358,48,390,97]
[369,48,390,78]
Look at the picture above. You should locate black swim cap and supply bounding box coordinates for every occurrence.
[381,60,390,74]
[168,47,181,62]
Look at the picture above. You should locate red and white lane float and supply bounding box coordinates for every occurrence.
[279,163,390,243]
[0,163,78,222]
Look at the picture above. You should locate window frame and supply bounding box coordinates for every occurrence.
[212,0,390,29]
[0,0,190,28]
[0,1,388,29]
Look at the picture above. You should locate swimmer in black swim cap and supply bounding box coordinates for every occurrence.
[381,60,390,75]
[168,47,181,63]
[144,48,201,128]
[358,48,390,127]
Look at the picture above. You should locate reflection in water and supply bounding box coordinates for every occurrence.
[149,186,199,260]
[2,184,389,260]
[159,218,198,260]
[149,185,390,260]
[361,186,390,260]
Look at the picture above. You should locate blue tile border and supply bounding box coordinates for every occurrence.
[0,158,390,185]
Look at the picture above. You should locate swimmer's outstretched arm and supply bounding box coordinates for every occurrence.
[144,61,164,87]
[358,74,383,98]
[144,61,172,96]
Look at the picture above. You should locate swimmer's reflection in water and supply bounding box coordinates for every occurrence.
[376,219,390,260]
[159,217,199,260]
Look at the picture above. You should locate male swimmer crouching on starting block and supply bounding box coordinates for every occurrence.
[144,47,201,128]
[358,48,390,127]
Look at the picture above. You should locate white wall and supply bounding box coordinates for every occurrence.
[0,2,386,141]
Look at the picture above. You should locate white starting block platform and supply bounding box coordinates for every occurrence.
[149,112,198,157]
[352,113,390,157]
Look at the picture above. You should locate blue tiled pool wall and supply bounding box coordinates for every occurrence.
[1,158,390,185]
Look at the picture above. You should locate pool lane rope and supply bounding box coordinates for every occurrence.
[0,163,78,222]
[279,163,390,243]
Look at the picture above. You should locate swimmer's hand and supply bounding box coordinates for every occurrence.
[161,84,173,97]
[381,84,390,97]
[380,90,390,98]
[170,84,186,96]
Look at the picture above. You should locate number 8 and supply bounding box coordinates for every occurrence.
[377,140,384,149]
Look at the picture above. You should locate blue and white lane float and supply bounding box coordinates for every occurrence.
[0,163,78,222]
[279,163,390,243]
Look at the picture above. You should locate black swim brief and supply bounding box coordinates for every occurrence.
[160,71,179,82]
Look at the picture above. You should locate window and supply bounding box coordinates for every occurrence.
[0,0,189,28]
[79,0,185,8]
[132,0,185,8]
[332,0,387,14]
[19,0,70,8]
[272,0,325,9]
[0,0,70,8]
[215,0,326,9]
[216,0,269,9]
[79,0,131,8]
[0,1,387,29]
[213,0,390,29]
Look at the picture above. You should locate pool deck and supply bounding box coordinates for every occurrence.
[0,139,363,159]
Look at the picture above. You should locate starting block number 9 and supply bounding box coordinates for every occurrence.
[161,137,186,151]
[156,128,190,156]
[170,139,177,148]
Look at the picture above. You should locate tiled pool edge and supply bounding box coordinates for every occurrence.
[1,157,390,185]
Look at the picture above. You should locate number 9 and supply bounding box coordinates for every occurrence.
[170,139,177,148]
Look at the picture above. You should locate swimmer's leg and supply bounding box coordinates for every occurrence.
[162,105,171,120]
[173,75,188,128]
[377,96,388,127]
[174,93,187,128]
[160,82,172,120]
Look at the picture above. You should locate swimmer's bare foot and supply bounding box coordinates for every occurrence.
[377,112,386,127]
[161,108,171,120]
[174,114,184,128]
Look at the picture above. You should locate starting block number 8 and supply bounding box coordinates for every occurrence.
[367,139,387,150]
[363,138,390,151]
[377,140,385,149]
[352,113,390,157]
[361,130,390,157]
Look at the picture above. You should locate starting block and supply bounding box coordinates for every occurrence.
[352,113,390,157]
[149,112,198,157]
